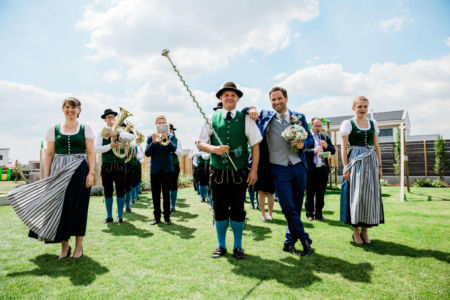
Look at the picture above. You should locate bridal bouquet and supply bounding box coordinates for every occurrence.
[281,124,308,152]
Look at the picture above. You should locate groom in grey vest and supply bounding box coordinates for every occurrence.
[245,86,314,256]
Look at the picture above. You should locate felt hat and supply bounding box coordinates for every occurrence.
[216,81,243,99]
[101,108,118,119]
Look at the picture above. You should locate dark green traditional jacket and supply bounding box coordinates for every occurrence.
[210,110,248,170]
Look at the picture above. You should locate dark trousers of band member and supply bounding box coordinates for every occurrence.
[305,166,329,219]
[198,164,209,186]
[151,171,171,220]
[210,167,248,222]
[101,162,126,197]
[169,163,180,191]
[125,163,133,193]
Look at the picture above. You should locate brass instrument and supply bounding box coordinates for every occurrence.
[101,107,133,159]
[159,134,170,146]
[124,121,136,163]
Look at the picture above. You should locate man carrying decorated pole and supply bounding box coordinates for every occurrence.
[95,108,135,224]
[197,82,262,259]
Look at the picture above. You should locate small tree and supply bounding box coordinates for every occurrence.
[393,130,401,176]
[434,135,448,180]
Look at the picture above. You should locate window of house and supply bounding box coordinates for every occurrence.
[379,128,393,137]
[0,155,3,160]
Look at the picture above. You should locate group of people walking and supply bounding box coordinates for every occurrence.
[7,82,384,261]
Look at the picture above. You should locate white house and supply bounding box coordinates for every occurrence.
[0,148,10,165]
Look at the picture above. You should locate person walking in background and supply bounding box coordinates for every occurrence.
[145,115,177,225]
[304,117,335,221]
[340,96,384,245]
[95,109,134,224]
[169,123,182,212]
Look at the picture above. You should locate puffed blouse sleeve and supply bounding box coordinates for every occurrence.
[372,119,380,134]
[339,120,352,137]
[84,124,95,140]
[45,125,56,142]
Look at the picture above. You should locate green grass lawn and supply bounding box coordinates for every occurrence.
[0,185,449,299]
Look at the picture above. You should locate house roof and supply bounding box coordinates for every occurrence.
[324,110,405,127]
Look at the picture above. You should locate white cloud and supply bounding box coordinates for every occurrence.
[445,37,450,47]
[377,16,405,33]
[76,0,319,78]
[277,56,450,138]
[273,72,288,81]
[103,69,122,82]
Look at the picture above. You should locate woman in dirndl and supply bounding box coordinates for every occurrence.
[7,97,96,259]
[340,96,384,245]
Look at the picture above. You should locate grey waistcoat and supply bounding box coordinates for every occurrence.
[266,118,301,166]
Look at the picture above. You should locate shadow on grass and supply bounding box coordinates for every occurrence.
[7,254,108,286]
[131,201,150,209]
[227,253,372,294]
[175,198,191,209]
[171,210,199,223]
[103,221,153,238]
[362,240,450,263]
[408,192,450,201]
[245,223,272,241]
[322,210,335,215]
[124,211,150,222]
[158,222,196,239]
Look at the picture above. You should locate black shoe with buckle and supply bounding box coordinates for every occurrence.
[301,238,313,256]
[115,218,123,224]
[125,208,132,213]
[102,218,113,224]
[283,245,302,257]
[233,247,245,259]
[212,246,227,258]
[164,219,172,225]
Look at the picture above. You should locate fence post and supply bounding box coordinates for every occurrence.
[402,128,411,192]
[423,140,428,176]
[400,124,405,201]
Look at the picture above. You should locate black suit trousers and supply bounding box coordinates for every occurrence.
[151,171,171,220]
[305,165,329,218]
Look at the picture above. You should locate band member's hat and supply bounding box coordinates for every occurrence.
[170,123,176,131]
[216,81,243,99]
[213,101,223,111]
[101,108,118,119]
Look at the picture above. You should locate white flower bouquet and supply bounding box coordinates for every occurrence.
[281,124,308,152]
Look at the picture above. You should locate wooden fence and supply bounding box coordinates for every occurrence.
[336,140,450,176]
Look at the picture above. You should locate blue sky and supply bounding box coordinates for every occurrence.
[1,0,449,162]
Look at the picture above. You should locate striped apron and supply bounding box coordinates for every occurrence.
[343,146,384,226]
[7,154,86,241]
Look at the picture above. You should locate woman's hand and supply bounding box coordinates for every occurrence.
[344,170,350,182]
[85,173,94,188]
[379,167,383,180]
[290,140,304,150]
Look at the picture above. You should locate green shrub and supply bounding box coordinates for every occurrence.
[141,180,151,191]
[432,179,446,188]
[178,176,192,187]
[414,178,433,187]
[380,179,389,186]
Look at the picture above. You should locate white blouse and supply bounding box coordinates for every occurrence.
[45,123,95,142]
[340,118,379,137]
